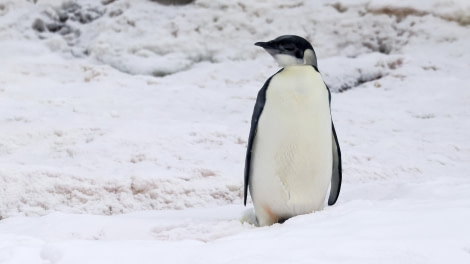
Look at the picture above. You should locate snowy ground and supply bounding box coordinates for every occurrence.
[1,0,470,263]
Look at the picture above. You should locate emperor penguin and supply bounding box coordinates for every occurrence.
[244,35,342,226]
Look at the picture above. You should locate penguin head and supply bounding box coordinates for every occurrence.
[255,35,318,68]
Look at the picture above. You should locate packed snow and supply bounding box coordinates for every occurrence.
[1,0,470,263]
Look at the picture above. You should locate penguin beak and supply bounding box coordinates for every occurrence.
[255,41,279,57]
[255,41,275,49]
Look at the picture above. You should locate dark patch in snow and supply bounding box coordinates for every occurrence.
[56,2,104,24]
[152,70,178,78]
[0,4,7,16]
[387,58,403,69]
[32,2,104,46]
[150,0,195,6]
[331,3,348,13]
[422,65,438,71]
[368,5,470,26]
[32,19,46,32]
[337,73,384,93]
[363,39,393,54]
[412,113,436,119]
[108,9,123,17]
[368,6,427,23]
[101,0,117,5]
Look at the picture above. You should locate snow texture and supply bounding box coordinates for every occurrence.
[1,0,470,263]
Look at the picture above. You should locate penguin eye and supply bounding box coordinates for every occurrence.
[281,44,296,52]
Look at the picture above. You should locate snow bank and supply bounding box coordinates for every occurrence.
[4,0,469,77]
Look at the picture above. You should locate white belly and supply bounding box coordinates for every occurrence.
[249,66,332,226]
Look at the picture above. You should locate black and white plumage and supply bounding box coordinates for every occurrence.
[244,35,342,226]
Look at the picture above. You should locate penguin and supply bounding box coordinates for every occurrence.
[244,35,342,226]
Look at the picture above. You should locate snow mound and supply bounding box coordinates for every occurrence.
[321,53,404,92]
[4,0,466,77]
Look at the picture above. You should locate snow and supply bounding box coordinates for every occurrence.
[1,0,470,263]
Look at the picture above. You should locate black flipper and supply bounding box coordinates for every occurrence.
[325,83,342,206]
[328,121,342,205]
[244,70,283,206]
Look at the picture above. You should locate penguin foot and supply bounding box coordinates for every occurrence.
[240,208,257,225]
[254,205,281,226]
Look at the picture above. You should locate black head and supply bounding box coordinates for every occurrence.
[255,35,317,67]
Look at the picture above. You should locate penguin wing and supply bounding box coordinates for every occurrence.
[328,121,342,205]
[325,84,342,206]
[244,72,279,206]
